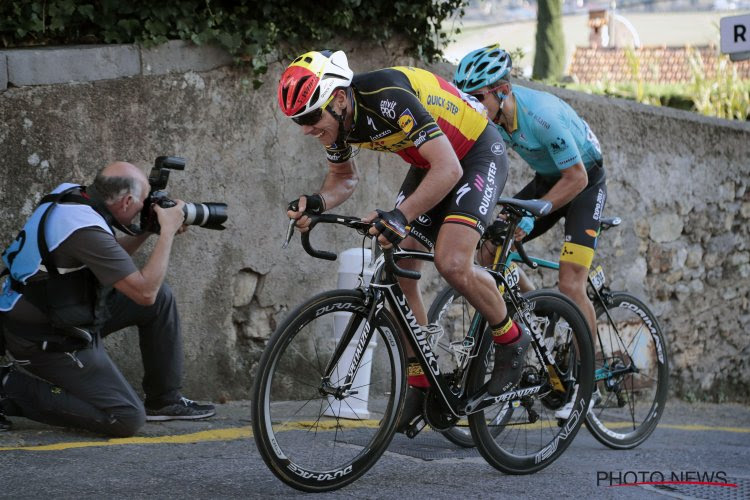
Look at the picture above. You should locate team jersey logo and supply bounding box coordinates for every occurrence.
[398,109,416,134]
[380,99,397,119]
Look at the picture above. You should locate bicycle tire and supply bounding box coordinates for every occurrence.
[468,289,594,474]
[426,286,508,448]
[585,291,669,449]
[251,289,406,492]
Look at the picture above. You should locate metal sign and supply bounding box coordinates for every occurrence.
[720,13,750,62]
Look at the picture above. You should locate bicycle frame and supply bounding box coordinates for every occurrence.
[324,246,562,420]
[504,250,637,384]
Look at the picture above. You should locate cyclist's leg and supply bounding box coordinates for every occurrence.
[435,224,505,324]
[559,261,596,332]
[558,164,607,333]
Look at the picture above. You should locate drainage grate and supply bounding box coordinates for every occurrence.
[640,476,749,499]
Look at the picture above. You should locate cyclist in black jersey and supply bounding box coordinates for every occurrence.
[278,50,533,430]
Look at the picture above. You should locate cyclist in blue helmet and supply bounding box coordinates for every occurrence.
[454,45,607,419]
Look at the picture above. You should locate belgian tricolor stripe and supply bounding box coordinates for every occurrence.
[444,214,479,229]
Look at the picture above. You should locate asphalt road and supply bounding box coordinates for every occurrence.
[1,399,749,499]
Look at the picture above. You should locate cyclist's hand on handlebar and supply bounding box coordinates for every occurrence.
[286,194,326,233]
[514,215,535,241]
[363,208,409,249]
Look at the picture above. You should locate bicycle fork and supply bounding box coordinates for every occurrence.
[319,290,384,400]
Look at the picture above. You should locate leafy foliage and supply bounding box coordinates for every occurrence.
[0,0,468,77]
[562,47,750,121]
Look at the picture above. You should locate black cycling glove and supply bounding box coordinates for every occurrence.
[373,208,409,244]
[287,193,326,214]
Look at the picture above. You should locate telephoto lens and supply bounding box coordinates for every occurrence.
[182,202,228,230]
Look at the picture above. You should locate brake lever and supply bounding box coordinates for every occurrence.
[282,218,296,249]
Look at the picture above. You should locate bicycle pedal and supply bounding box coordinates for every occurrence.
[405,417,426,439]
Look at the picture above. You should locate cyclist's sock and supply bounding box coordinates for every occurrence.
[491,315,521,345]
[407,358,430,388]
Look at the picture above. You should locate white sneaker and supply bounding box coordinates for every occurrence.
[554,386,601,420]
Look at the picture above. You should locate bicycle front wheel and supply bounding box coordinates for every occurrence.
[251,289,406,492]
[585,291,669,449]
[468,289,594,474]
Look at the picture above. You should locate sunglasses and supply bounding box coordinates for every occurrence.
[292,108,324,126]
[469,84,505,103]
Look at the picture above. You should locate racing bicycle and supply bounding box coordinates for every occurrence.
[431,213,669,450]
[251,198,594,492]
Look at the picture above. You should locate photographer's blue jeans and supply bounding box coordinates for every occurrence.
[1,283,183,437]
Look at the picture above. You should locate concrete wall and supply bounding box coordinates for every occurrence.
[1,43,748,402]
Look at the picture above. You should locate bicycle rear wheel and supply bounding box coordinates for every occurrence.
[585,291,669,449]
[468,289,594,474]
[251,289,406,492]
[427,286,508,448]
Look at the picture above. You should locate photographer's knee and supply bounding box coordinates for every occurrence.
[107,403,146,438]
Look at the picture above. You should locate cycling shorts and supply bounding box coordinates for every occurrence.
[395,125,508,250]
[516,162,607,269]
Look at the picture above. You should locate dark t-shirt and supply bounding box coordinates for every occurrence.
[6,226,137,325]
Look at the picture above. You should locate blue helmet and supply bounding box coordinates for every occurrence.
[453,44,512,93]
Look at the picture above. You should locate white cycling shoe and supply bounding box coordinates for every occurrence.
[554,386,602,420]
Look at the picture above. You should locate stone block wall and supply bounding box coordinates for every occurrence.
[0,43,748,402]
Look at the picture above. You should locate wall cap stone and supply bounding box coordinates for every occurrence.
[0,41,233,91]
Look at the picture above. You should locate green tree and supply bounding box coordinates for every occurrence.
[532,0,565,81]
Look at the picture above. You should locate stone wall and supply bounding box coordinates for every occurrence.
[1,43,748,402]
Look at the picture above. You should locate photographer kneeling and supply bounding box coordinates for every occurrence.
[0,161,214,437]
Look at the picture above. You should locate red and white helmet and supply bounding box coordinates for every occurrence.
[277,50,354,119]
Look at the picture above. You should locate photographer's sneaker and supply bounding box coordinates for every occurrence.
[487,326,532,396]
[554,386,602,420]
[146,397,216,421]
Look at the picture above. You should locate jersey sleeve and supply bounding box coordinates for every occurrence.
[535,106,583,171]
[55,227,138,287]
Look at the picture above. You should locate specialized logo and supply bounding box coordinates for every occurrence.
[416,214,432,226]
[398,109,416,134]
[550,137,568,152]
[366,116,377,130]
[380,99,397,119]
[491,141,505,155]
[593,188,605,220]
[346,301,384,381]
[478,161,498,215]
[455,183,471,205]
[395,191,406,208]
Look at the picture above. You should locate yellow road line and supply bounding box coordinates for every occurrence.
[1,420,748,452]
[0,426,252,451]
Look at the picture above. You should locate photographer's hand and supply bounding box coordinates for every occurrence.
[154,200,186,236]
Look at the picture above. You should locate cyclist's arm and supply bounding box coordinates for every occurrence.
[317,159,359,211]
[394,136,462,223]
[542,162,587,211]
[535,108,588,211]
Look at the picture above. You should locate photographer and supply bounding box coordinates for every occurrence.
[0,161,214,437]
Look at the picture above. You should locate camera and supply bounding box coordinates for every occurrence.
[140,156,228,233]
